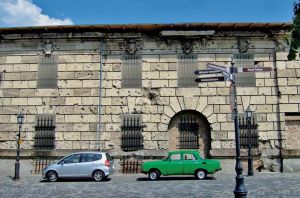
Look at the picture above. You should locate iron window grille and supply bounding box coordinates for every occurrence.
[178,116,199,149]
[37,55,58,89]
[233,53,255,87]
[121,55,142,88]
[178,54,198,88]
[34,114,56,150]
[239,113,259,148]
[121,114,143,151]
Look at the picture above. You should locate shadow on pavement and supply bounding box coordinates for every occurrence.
[40,177,111,183]
[136,176,216,181]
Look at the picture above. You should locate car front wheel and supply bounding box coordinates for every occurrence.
[93,170,105,181]
[47,171,58,182]
[195,169,207,180]
[148,170,160,181]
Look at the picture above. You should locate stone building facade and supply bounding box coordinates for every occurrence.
[0,23,299,172]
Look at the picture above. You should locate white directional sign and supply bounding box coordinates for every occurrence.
[206,63,227,71]
[194,69,222,75]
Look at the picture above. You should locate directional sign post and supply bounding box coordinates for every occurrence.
[194,62,273,198]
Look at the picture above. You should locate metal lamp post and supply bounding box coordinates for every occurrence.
[14,112,24,180]
[246,107,253,176]
[195,61,249,197]
[230,63,248,198]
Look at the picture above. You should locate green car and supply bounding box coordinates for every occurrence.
[141,150,221,180]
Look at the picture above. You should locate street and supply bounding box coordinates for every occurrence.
[0,173,300,198]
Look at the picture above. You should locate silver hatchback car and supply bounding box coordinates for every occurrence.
[42,152,114,182]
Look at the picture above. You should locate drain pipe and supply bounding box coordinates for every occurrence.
[97,39,105,151]
[272,50,283,172]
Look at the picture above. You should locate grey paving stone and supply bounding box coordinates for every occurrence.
[0,173,299,198]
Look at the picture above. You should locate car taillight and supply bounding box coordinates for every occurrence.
[105,160,110,167]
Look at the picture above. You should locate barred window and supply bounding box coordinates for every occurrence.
[178,54,198,88]
[233,53,255,87]
[37,55,58,89]
[121,55,142,88]
[121,114,143,151]
[34,114,56,150]
[239,113,258,148]
[178,116,199,149]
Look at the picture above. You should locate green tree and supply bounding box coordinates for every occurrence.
[288,0,300,60]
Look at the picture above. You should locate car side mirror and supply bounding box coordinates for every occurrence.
[59,161,64,165]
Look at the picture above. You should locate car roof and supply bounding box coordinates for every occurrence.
[168,150,198,154]
[69,151,108,155]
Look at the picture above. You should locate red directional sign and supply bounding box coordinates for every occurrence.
[195,76,226,83]
[242,67,272,72]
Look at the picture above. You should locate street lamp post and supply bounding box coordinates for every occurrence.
[230,63,248,198]
[246,106,253,176]
[14,112,24,180]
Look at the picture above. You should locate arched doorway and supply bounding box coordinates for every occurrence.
[168,110,211,158]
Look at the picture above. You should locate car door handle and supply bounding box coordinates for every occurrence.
[202,162,207,164]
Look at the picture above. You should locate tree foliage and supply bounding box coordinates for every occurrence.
[288,1,300,60]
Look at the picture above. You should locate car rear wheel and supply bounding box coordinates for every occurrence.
[195,169,207,180]
[47,171,58,182]
[93,170,105,181]
[148,170,160,181]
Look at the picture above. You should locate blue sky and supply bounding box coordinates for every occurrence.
[0,0,295,27]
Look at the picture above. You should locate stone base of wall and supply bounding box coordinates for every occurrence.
[210,149,261,158]
[283,159,300,172]
[282,149,300,172]
[2,149,300,173]
[0,149,90,158]
[0,159,33,176]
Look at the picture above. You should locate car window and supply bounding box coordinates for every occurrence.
[63,154,81,164]
[183,153,196,160]
[94,154,102,161]
[169,153,181,161]
[81,153,94,162]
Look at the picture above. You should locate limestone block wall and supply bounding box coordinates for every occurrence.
[0,30,299,163]
[0,35,101,154]
[99,33,293,158]
[276,52,300,152]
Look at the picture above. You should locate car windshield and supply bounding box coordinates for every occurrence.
[162,154,170,160]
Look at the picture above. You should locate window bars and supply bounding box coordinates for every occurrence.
[121,55,142,88]
[239,113,259,148]
[178,54,198,88]
[178,116,199,149]
[121,114,143,151]
[34,114,56,150]
[37,55,58,89]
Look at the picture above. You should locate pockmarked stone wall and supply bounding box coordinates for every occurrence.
[0,35,101,152]
[0,27,300,173]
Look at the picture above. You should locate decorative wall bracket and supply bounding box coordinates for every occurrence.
[237,38,250,53]
[125,40,141,54]
[181,39,193,54]
[43,40,54,55]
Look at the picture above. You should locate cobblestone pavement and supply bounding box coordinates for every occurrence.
[0,172,300,198]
